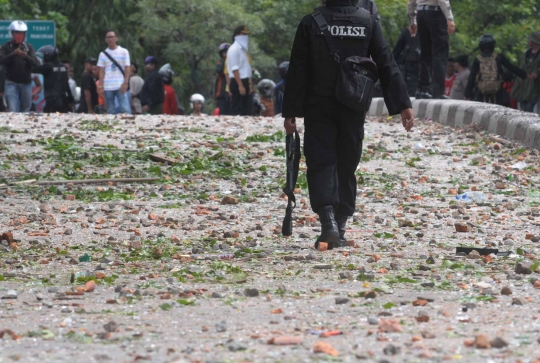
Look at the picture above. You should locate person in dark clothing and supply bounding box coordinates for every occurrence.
[274,61,289,115]
[465,34,527,104]
[0,21,39,112]
[408,0,455,99]
[33,46,73,113]
[215,43,231,115]
[140,56,165,115]
[227,25,253,116]
[0,65,5,112]
[78,57,98,114]
[393,27,421,97]
[283,0,414,249]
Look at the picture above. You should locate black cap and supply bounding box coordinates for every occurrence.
[85,57,97,65]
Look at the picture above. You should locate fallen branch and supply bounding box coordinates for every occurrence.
[35,178,160,185]
[489,135,512,145]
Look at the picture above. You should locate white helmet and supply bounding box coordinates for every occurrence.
[8,20,28,37]
[190,93,205,109]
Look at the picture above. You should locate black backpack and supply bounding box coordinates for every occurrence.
[312,9,378,113]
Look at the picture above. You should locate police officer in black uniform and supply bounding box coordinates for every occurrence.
[34,46,73,113]
[393,27,421,96]
[283,0,414,249]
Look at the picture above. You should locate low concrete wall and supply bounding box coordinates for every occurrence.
[368,98,540,149]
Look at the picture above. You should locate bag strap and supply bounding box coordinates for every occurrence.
[312,11,341,64]
[281,130,301,237]
[103,50,125,77]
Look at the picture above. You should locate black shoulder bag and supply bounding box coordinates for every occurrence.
[103,50,130,91]
[311,9,378,113]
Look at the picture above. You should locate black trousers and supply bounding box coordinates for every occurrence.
[417,10,449,98]
[217,97,231,116]
[399,62,420,97]
[230,78,252,116]
[44,101,69,113]
[304,97,365,217]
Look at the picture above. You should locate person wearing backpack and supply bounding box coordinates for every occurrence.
[283,0,414,250]
[393,27,421,96]
[511,32,540,113]
[465,34,526,104]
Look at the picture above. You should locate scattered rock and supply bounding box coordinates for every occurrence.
[221,196,239,205]
[490,337,509,348]
[515,262,532,275]
[383,344,401,356]
[244,288,259,297]
[335,297,350,305]
[474,334,491,349]
[215,321,227,333]
[2,290,17,299]
[500,286,512,295]
[103,321,118,333]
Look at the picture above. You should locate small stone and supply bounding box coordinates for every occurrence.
[512,297,525,305]
[515,262,532,275]
[455,223,469,233]
[368,316,379,325]
[398,219,414,228]
[500,286,512,295]
[221,196,239,205]
[339,271,353,279]
[335,297,350,305]
[103,321,118,333]
[2,289,17,299]
[211,292,225,298]
[313,264,332,270]
[244,288,259,297]
[215,321,227,332]
[425,256,435,264]
[36,293,44,301]
[383,344,401,356]
[421,282,435,288]
[490,337,509,348]
[64,229,73,235]
[418,264,431,271]
[43,301,54,308]
[228,342,247,352]
[475,334,491,349]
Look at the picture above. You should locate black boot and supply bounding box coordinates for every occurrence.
[415,89,433,99]
[335,214,349,248]
[314,206,340,250]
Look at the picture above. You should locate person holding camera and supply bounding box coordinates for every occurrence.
[0,21,39,112]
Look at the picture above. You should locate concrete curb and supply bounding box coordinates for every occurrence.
[368,98,540,148]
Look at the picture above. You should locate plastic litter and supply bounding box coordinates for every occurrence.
[511,161,528,170]
[455,191,487,203]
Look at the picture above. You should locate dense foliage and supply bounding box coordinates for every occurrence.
[2,0,538,108]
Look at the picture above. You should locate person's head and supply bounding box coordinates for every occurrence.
[37,45,59,63]
[63,60,73,77]
[454,55,469,71]
[278,61,289,80]
[257,79,276,98]
[528,31,540,50]
[144,56,159,72]
[131,63,139,75]
[322,0,361,5]
[479,34,496,55]
[9,20,27,45]
[84,57,97,72]
[446,58,456,76]
[159,63,174,85]
[232,25,250,43]
[219,43,230,59]
[105,30,118,48]
[190,94,205,113]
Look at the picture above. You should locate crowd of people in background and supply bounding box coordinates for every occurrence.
[0,16,538,116]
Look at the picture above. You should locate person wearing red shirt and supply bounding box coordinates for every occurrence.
[159,63,179,115]
[445,59,457,97]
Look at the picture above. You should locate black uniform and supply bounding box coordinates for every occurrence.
[215,58,230,115]
[140,70,165,115]
[78,70,98,113]
[283,0,411,217]
[393,28,421,96]
[0,65,5,112]
[34,60,73,113]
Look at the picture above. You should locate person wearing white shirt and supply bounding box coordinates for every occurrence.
[227,25,253,116]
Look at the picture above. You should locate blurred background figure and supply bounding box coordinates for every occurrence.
[445,57,456,97]
[129,63,144,114]
[511,31,540,113]
[160,63,180,115]
[393,27,420,97]
[190,93,206,116]
[257,78,275,117]
[34,45,73,113]
[274,61,289,116]
[215,43,231,116]
[449,55,469,100]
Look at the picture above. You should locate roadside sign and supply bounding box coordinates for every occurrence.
[0,20,56,50]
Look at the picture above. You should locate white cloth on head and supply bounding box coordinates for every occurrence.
[227,39,252,79]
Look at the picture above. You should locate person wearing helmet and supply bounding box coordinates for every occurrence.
[140,56,165,115]
[33,45,74,113]
[190,94,206,116]
[274,61,289,115]
[465,34,526,104]
[0,20,39,112]
[215,43,231,115]
[283,0,414,249]
[257,79,275,117]
[159,63,179,115]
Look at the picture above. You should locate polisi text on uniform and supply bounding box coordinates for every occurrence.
[329,25,366,37]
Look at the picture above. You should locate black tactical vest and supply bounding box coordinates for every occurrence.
[43,60,69,106]
[308,6,373,99]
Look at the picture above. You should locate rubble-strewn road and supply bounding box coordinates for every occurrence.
[1,113,540,363]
